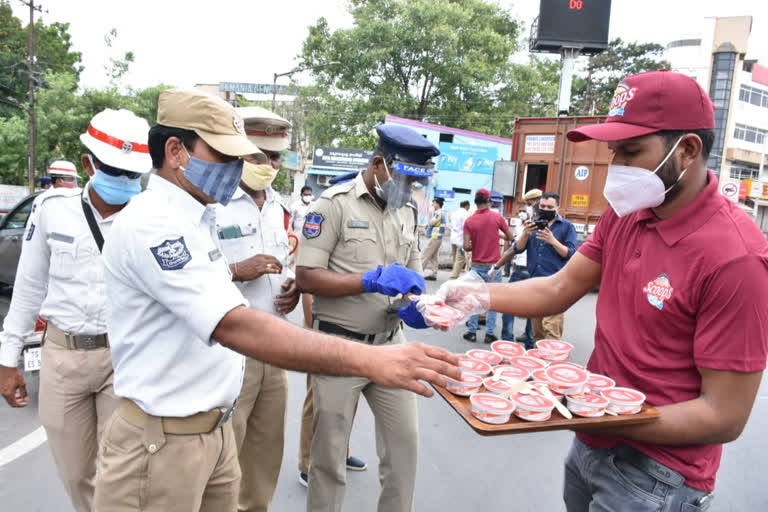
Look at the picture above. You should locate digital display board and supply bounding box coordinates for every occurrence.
[530,0,612,54]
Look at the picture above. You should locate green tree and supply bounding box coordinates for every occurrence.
[0,1,82,118]
[573,38,670,115]
[299,0,520,146]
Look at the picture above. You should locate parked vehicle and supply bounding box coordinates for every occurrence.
[0,191,42,287]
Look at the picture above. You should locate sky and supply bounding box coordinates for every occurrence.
[9,0,768,92]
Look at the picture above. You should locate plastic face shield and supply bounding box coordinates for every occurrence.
[380,159,434,210]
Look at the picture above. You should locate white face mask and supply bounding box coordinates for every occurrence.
[604,136,687,217]
[518,212,528,221]
[301,194,313,204]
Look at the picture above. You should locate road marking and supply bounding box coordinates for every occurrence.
[0,426,47,468]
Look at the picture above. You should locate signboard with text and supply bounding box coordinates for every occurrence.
[311,147,373,172]
[437,143,496,175]
[524,135,556,154]
[219,82,298,95]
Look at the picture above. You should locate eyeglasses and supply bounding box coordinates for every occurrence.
[98,163,141,180]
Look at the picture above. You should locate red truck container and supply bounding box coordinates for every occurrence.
[511,116,612,238]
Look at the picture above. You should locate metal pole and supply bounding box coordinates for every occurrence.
[557,48,579,116]
[272,73,278,111]
[755,139,767,220]
[27,0,36,194]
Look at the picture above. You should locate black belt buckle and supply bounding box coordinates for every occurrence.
[210,402,236,432]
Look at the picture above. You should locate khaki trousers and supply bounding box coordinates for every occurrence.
[39,339,118,512]
[298,374,355,474]
[532,313,565,341]
[421,237,442,275]
[307,330,418,512]
[94,405,241,511]
[450,245,470,278]
[232,357,288,512]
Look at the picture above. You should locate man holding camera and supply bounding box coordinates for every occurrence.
[512,192,577,340]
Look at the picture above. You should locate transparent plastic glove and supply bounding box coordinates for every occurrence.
[487,266,499,281]
[432,270,491,322]
[397,301,429,329]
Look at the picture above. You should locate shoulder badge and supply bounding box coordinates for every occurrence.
[150,236,192,271]
[303,212,324,239]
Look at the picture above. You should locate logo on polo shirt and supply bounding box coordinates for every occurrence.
[643,273,674,310]
[608,82,637,117]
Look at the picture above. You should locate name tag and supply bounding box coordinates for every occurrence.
[347,220,369,229]
[48,232,74,243]
[208,249,222,262]
[217,225,243,240]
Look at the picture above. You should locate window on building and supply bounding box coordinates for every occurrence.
[730,164,760,180]
[708,52,737,175]
[738,84,768,110]
[733,123,767,145]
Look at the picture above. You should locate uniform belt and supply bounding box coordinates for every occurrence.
[119,399,235,435]
[612,444,685,488]
[44,323,109,350]
[317,320,399,345]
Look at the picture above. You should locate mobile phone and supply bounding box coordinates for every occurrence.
[534,219,549,230]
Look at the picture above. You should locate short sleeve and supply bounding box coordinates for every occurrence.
[496,212,507,231]
[295,197,340,269]
[578,209,615,264]
[108,219,246,345]
[694,254,768,372]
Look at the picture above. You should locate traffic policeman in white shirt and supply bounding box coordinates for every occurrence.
[95,89,460,512]
[0,108,152,512]
[215,106,298,512]
[290,185,315,235]
[48,159,80,189]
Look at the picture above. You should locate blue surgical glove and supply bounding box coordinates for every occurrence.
[361,263,425,296]
[398,301,429,329]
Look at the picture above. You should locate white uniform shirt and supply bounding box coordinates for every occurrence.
[449,208,469,246]
[289,200,311,233]
[103,175,247,417]
[0,183,110,367]
[215,187,294,314]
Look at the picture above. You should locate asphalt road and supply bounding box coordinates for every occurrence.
[1,274,767,511]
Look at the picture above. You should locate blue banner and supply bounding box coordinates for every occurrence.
[437,143,496,175]
[434,189,455,199]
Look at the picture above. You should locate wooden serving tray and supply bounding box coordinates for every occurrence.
[433,384,660,436]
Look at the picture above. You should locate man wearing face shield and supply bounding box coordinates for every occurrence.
[95,91,458,511]
[296,124,439,512]
[432,71,768,510]
[213,106,298,512]
[0,108,152,512]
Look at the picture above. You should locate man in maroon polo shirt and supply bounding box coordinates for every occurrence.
[436,70,768,510]
[462,188,514,343]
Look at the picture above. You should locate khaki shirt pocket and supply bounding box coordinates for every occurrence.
[342,227,379,266]
[397,230,417,265]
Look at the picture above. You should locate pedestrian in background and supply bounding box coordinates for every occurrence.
[421,196,445,280]
[462,188,514,344]
[449,199,471,278]
[0,108,153,512]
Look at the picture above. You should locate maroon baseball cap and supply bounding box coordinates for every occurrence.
[475,188,490,200]
[567,70,715,143]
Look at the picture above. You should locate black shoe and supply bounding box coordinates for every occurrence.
[484,334,498,344]
[463,332,477,342]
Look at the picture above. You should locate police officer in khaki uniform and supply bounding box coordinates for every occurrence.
[297,124,440,512]
[95,90,458,512]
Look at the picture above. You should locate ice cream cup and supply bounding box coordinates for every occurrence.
[525,348,555,361]
[470,393,516,424]
[493,365,530,382]
[490,340,526,362]
[544,365,589,395]
[509,392,555,422]
[483,377,519,395]
[444,372,483,397]
[586,374,616,394]
[507,355,548,373]
[531,368,548,382]
[529,379,563,402]
[601,387,646,415]
[535,340,574,361]
[458,357,492,377]
[549,361,586,371]
[466,349,504,366]
[566,392,609,418]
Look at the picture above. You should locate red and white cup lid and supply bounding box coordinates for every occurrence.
[567,392,609,406]
[508,356,548,371]
[545,365,589,386]
[549,361,585,370]
[446,371,483,386]
[586,374,615,390]
[490,341,525,359]
[601,387,646,405]
[470,393,516,413]
[531,369,548,381]
[536,339,574,352]
[458,357,492,374]
[526,348,552,360]
[483,378,514,393]
[494,365,530,380]
[509,392,554,410]
[466,349,503,366]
